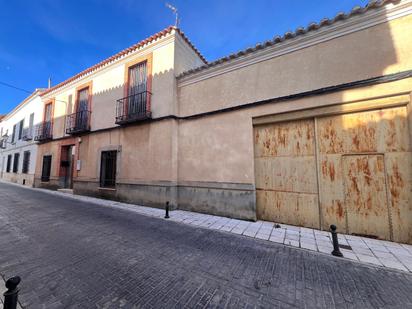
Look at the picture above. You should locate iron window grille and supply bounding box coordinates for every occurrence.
[34,121,53,141]
[65,110,91,134]
[115,91,152,125]
[22,151,30,174]
[100,150,117,188]
[6,155,12,173]
[12,153,20,173]
[41,155,52,182]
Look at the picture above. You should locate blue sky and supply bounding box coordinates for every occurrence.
[0,0,368,114]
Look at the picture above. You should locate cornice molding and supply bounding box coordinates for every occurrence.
[178,0,412,87]
[42,32,177,99]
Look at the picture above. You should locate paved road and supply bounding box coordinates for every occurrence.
[0,182,412,308]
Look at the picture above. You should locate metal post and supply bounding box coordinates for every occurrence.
[3,276,21,309]
[330,225,343,257]
[165,201,170,219]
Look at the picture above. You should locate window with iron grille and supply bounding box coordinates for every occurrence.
[22,151,30,174]
[12,153,20,173]
[100,151,117,188]
[6,155,12,173]
[41,155,52,182]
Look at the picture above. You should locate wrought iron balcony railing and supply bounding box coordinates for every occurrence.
[21,127,33,141]
[34,121,53,142]
[115,91,152,125]
[66,110,91,134]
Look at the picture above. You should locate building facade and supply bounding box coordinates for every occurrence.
[13,0,409,244]
[0,90,44,186]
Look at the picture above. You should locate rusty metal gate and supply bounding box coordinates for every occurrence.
[254,119,320,228]
[254,106,412,243]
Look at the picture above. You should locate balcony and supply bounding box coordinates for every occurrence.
[21,127,33,141]
[34,121,52,142]
[115,91,152,125]
[66,110,91,135]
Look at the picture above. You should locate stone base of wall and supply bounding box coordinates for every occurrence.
[2,173,35,187]
[34,177,60,191]
[72,180,256,221]
[73,180,177,210]
[177,183,256,221]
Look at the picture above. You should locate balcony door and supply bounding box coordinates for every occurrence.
[128,61,147,117]
[44,103,53,136]
[76,88,89,130]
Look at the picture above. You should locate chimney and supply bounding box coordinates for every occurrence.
[48,77,52,89]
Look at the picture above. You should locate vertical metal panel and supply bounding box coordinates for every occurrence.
[385,152,412,244]
[342,154,390,239]
[316,106,411,242]
[318,153,346,231]
[254,119,319,228]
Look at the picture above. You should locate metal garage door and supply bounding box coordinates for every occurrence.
[254,106,412,243]
[254,119,320,228]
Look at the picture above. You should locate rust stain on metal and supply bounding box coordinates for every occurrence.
[255,106,411,243]
[343,155,390,240]
[388,162,404,202]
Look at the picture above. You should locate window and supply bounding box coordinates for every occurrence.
[22,151,30,174]
[128,61,148,115]
[18,119,24,140]
[6,155,12,173]
[11,124,16,143]
[100,151,117,188]
[44,103,53,122]
[41,155,52,182]
[75,87,90,129]
[12,153,20,173]
[29,113,34,137]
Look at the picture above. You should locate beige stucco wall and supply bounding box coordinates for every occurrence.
[177,14,412,117]
[75,119,176,183]
[177,78,412,185]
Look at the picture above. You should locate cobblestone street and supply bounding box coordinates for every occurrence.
[1,182,412,308]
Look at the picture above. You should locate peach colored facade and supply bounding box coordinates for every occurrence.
[33,1,412,243]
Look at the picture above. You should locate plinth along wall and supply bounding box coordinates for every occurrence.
[176,1,412,243]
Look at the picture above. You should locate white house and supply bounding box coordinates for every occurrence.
[0,89,44,186]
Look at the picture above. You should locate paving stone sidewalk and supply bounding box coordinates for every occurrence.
[3,180,412,273]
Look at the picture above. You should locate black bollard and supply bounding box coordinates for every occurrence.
[165,201,170,219]
[3,276,21,309]
[330,225,343,257]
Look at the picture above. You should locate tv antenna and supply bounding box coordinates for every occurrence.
[166,3,180,28]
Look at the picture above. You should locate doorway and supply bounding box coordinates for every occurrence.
[60,145,75,189]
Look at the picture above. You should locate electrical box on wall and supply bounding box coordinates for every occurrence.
[76,160,81,171]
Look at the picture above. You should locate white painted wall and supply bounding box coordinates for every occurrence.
[0,91,43,184]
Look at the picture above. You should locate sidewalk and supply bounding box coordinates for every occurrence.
[3,180,412,273]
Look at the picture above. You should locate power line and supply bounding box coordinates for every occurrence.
[0,81,32,94]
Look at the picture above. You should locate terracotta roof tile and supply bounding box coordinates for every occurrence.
[178,0,398,79]
[41,26,206,97]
